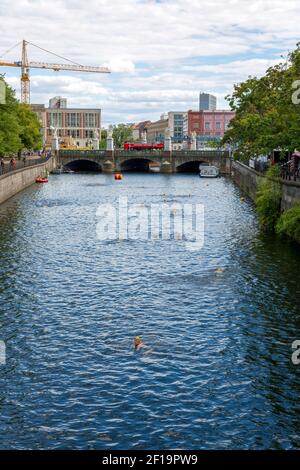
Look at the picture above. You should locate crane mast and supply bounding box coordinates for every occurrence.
[0,40,110,103]
[21,40,30,104]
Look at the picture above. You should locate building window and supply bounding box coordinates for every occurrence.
[205,122,210,129]
[85,113,96,127]
[49,112,62,128]
[67,113,80,127]
[216,121,221,129]
[85,130,94,138]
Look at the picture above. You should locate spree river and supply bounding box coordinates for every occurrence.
[0,172,300,450]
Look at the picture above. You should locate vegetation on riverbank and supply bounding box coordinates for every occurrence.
[276,205,300,244]
[255,165,300,244]
[256,166,282,231]
[223,44,300,160]
[0,75,42,156]
[223,42,300,245]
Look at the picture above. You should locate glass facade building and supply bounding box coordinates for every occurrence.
[199,93,217,111]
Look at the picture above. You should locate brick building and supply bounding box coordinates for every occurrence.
[184,110,235,147]
[31,97,101,148]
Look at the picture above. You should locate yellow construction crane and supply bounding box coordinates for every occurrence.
[0,40,110,104]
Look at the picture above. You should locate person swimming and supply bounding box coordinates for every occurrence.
[134,336,144,351]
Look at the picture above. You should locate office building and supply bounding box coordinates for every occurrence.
[199,93,217,111]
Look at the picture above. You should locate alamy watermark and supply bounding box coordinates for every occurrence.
[0,81,5,104]
[292,80,300,104]
[291,340,300,365]
[0,341,6,365]
[96,196,204,251]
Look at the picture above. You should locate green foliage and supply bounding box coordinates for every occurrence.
[207,139,221,149]
[276,204,300,244]
[0,76,21,155]
[100,128,107,149]
[17,104,42,151]
[112,124,133,148]
[256,166,282,231]
[0,75,42,156]
[222,44,300,160]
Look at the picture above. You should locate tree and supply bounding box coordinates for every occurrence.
[0,76,22,156]
[100,128,107,149]
[222,44,300,160]
[111,124,133,148]
[0,75,42,156]
[17,104,42,151]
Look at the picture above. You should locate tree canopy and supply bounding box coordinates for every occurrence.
[111,123,133,148]
[0,75,42,156]
[222,44,300,160]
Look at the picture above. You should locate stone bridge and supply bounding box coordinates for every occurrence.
[58,149,231,174]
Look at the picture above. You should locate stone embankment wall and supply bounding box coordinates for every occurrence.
[232,161,300,211]
[0,158,54,205]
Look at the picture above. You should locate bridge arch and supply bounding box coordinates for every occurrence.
[64,159,102,172]
[176,160,209,173]
[120,157,160,172]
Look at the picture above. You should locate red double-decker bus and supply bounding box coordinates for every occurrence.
[123,142,164,151]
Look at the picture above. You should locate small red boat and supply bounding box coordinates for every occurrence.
[35,177,48,184]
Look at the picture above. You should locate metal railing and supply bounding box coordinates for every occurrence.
[243,159,300,182]
[0,156,50,177]
[246,159,270,174]
[280,162,300,182]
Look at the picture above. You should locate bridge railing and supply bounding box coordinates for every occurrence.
[115,149,164,158]
[58,149,229,159]
[59,150,106,158]
[172,150,229,157]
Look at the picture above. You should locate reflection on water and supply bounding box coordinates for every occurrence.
[0,173,300,450]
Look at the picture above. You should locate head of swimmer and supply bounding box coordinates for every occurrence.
[134,336,143,349]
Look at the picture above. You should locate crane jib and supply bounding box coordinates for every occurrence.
[0,39,110,103]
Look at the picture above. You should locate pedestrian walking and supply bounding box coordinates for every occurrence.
[10,157,16,171]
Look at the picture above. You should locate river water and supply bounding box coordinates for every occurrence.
[0,173,299,450]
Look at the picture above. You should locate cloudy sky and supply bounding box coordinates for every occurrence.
[0,0,299,125]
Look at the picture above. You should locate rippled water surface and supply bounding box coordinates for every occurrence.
[0,173,300,450]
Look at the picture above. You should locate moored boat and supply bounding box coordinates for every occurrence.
[199,164,219,178]
[149,162,160,173]
[52,166,74,174]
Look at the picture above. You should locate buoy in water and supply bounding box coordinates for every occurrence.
[36,177,48,183]
[114,173,123,180]
[215,267,225,274]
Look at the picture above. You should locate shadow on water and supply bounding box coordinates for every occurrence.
[64,159,102,172]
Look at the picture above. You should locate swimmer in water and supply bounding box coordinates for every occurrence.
[134,336,144,351]
[134,336,153,355]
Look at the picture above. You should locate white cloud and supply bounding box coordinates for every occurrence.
[103,59,135,73]
[0,0,299,124]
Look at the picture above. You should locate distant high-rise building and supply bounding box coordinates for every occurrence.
[49,96,67,109]
[199,93,217,111]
